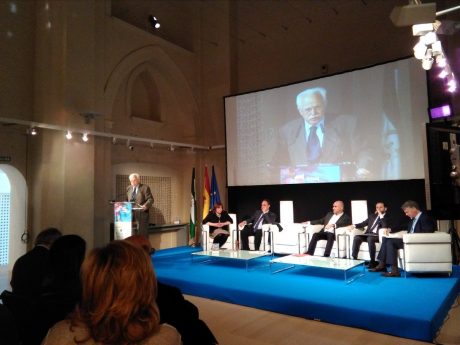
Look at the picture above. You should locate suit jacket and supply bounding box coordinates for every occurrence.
[355,213,389,234]
[247,210,277,229]
[407,212,436,233]
[126,183,154,212]
[311,212,352,230]
[10,245,50,298]
[275,115,373,171]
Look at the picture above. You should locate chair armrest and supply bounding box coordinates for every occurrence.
[202,224,210,233]
[349,228,365,236]
[403,232,451,244]
[304,224,324,234]
[335,226,352,236]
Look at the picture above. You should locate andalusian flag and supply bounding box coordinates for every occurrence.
[202,166,211,219]
[210,166,221,209]
[189,168,196,242]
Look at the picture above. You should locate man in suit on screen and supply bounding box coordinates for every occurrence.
[127,173,154,237]
[275,87,374,181]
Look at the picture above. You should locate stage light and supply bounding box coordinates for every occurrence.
[413,22,435,36]
[28,127,37,136]
[439,69,448,79]
[413,39,427,59]
[65,130,72,140]
[436,54,447,67]
[148,15,160,29]
[82,133,89,142]
[422,57,434,70]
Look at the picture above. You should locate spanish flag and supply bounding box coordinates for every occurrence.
[202,166,211,220]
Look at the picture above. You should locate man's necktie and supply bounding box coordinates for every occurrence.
[410,219,417,233]
[368,217,381,233]
[253,214,264,232]
[130,187,137,202]
[307,125,321,162]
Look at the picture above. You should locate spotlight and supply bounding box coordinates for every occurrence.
[65,130,72,140]
[112,137,117,144]
[170,145,175,151]
[28,127,38,136]
[422,57,434,70]
[127,139,134,151]
[413,39,427,59]
[148,15,160,29]
[82,133,89,142]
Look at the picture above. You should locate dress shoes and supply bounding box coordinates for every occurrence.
[367,261,378,269]
[368,265,386,272]
[382,271,401,277]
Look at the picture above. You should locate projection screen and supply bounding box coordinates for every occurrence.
[225,57,428,186]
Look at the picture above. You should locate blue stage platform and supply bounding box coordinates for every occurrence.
[152,246,460,342]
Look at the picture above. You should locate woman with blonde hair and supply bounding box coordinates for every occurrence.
[42,240,180,345]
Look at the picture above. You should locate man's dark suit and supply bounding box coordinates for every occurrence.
[306,212,352,257]
[276,115,373,173]
[377,212,436,265]
[126,183,154,236]
[351,213,389,262]
[240,210,277,250]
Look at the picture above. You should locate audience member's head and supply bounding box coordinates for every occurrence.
[125,234,155,255]
[47,234,86,289]
[34,227,62,248]
[73,241,160,344]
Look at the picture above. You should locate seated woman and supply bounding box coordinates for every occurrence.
[203,202,233,248]
[42,241,181,345]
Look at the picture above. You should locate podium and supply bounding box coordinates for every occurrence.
[112,201,143,240]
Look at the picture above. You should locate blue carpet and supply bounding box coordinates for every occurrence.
[152,246,460,342]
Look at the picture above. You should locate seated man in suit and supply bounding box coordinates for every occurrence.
[238,199,277,251]
[369,200,436,277]
[304,200,352,257]
[350,201,389,268]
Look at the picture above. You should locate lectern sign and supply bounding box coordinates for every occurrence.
[114,202,132,240]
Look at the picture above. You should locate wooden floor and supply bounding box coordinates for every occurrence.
[185,294,460,345]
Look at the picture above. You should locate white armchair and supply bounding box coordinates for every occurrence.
[269,223,307,254]
[201,213,237,250]
[304,224,349,257]
[400,232,452,275]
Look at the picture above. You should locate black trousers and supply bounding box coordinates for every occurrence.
[240,227,262,250]
[351,235,379,262]
[307,230,335,257]
[212,233,229,247]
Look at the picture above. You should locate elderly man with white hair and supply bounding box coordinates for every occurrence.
[127,173,154,236]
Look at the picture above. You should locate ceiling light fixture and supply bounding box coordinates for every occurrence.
[28,127,37,136]
[148,15,160,29]
[82,133,89,142]
[65,130,72,140]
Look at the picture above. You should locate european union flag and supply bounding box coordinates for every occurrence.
[210,166,221,209]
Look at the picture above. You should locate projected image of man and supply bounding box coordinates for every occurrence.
[275,87,374,182]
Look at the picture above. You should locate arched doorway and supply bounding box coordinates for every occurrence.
[0,165,27,276]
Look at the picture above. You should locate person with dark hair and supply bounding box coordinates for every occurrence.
[370,200,436,277]
[202,202,233,248]
[238,199,277,251]
[304,200,352,257]
[125,235,218,345]
[10,227,62,298]
[27,235,87,344]
[42,240,180,345]
[350,201,390,268]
